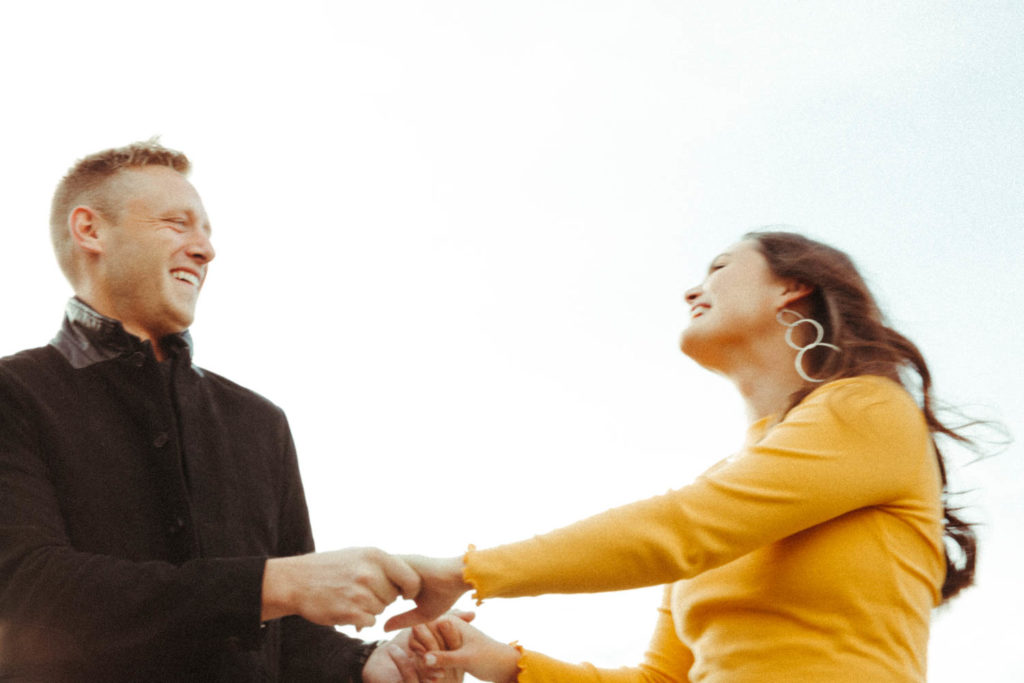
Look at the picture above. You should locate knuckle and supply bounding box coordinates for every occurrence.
[351,569,375,587]
[348,611,374,628]
[362,546,385,561]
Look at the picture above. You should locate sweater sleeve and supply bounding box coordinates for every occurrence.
[466,377,935,599]
[514,586,693,683]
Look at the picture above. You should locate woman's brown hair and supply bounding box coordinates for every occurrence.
[746,229,977,602]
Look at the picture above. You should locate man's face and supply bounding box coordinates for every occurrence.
[93,165,215,343]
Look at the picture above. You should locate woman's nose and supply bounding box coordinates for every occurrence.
[683,286,701,304]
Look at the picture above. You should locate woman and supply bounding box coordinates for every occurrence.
[390,231,977,682]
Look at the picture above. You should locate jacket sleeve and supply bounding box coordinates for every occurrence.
[513,585,693,683]
[0,369,267,668]
[0,367,374,676]
[465,377,937,600]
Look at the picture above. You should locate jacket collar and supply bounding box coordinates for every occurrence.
[51,297,195,369]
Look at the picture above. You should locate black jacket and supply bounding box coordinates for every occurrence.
[0,299,372,681]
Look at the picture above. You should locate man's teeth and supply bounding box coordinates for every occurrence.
[172,271,200,286]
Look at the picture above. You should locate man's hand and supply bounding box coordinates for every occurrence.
[261,548,420,628]
[363,612,474,683]
[384,555,469,631]
[361,636,422,683]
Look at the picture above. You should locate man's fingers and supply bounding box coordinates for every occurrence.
[339,590,387,628]
[379,553,422,601]
[360,562,401,607]
[351,611,377,630]
[381,644,419,683]
[361,591,390,618]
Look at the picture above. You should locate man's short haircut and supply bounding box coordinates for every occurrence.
[50,138,191,285]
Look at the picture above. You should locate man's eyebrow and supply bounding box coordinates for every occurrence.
[181,208,212,236]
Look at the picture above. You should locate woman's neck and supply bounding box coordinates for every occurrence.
[728,349,808,423]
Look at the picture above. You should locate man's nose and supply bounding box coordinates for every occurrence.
[188,232,216,264]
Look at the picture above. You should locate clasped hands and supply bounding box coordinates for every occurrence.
[379,553,522,682]
[262,549,494,681]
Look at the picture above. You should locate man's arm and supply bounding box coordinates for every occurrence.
[0,368,413,673]
[263,548,420,627]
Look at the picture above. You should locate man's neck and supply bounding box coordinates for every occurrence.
[71,294,168,362]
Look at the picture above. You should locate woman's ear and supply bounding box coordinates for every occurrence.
[68,206,105,255]
[779,280,814,309]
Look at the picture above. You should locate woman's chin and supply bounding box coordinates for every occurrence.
[679,327,706,360]
[680,329,727,372]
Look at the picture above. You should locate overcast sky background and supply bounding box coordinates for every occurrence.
[2,1,1022,679]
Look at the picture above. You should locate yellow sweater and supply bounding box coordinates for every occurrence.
[464,376,945,682]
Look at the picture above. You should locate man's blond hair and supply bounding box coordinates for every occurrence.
[50,139,191,285]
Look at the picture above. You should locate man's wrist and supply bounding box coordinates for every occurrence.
[355,640,380,681]
[260,556,297,622]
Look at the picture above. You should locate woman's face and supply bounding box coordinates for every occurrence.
[680,239,791,368]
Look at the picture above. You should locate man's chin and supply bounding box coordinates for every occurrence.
[157,310,195,338]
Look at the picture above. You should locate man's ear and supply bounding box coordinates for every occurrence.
[68,206,105,255]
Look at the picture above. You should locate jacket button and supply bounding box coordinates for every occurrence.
[166,517,185,536]
[153,432,169,448]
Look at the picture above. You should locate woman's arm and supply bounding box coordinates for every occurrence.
[414,586,692,683]
[389,377,933,628]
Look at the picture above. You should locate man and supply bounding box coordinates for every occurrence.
[0,140,454,680]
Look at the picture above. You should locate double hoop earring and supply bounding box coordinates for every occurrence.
[776,308,840,383]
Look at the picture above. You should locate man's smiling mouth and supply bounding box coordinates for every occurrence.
[171,270,200,287]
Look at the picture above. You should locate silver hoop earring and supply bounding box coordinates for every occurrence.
[776,308,840,383]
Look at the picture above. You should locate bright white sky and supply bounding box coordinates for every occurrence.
[2,1,1022,680]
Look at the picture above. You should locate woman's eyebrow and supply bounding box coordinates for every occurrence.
[708,252,731,270]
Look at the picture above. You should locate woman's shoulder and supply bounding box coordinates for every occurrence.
[806,374,917,410]
[795,374,928,442]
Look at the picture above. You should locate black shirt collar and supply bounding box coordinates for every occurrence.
[51,297,195,369]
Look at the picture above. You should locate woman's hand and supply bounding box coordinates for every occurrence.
[385,555,471,631]
[411,615,521,683]
[364,611,475,682]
